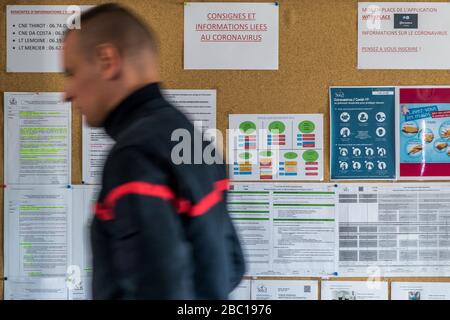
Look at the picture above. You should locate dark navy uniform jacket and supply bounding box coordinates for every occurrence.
[91,83,245,299]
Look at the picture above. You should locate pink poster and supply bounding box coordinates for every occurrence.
[398,87,450,179]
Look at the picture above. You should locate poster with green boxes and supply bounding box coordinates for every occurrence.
[229,114,324,180]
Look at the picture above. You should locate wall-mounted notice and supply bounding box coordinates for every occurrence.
[391,282,450,300]
[163,89,216,134]
[82,89,216,184]
[6,5,93,72]
[4,92,71,185]
[229,279,251,300]
[397,87,450,180]
[337,183,450,277]
[321,281,388,300]
[229,114,324,181]
[4,185,98,300]
[229,182,337,277]
[330,87,395,180]
[82,122,114,185]
[70,185,99,300]
[251,280,318,300]
[358,2,450,69]
[184,2,279,70]
[4,186,72,300]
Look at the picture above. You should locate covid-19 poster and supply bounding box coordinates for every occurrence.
[330,87,396,180]
[397,87,450,179]
[228,114,324,181]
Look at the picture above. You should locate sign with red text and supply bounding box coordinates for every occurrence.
[184,2,279,70]
[7,5,93,72]
[358,2,450,69]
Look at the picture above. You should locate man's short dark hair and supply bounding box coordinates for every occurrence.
[69,3,158,58]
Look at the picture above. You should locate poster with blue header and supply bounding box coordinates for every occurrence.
[330,87,396,180]
[398,87,450,180]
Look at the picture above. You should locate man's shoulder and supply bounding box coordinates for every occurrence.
[117,99,194,148]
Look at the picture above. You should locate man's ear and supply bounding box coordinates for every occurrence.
[95,43,122,80]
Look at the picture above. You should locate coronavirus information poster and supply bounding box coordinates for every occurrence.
[398,86,450,179]
[184,2,278,70]
[330,87,396,180]
[358,2,450,69]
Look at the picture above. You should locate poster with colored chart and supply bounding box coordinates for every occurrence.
[398,87,450,179]
[228,114,323,181]
[330,87,396,180]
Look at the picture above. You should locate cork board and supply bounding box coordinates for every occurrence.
[1,0,450,300]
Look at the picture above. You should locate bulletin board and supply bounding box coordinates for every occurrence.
[1,0,450,300]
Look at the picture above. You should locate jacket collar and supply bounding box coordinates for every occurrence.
[103,82,163,140]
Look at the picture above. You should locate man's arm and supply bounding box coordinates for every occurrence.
[179,204,246,299]
[173,164,246,299]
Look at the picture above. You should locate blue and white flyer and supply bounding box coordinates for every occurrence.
[330,87,396,180]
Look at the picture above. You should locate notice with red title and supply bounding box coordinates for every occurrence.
[184,2,279,70]
[358,2,450,69]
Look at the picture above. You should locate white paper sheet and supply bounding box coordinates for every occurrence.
[184,2,279,70]
[4,277,69,300]
[70,185,99,300]
[4,92,71,185]
[391,281,450,300]
[163,89,216,135]
[229,182,337,276]
[358,2,450,69]
[251,280,318,300]
[4,185,72,299]
[4,185,98,300]
[82,89,217,184]
[81,122,114,185]
[229,279,251,300]
[229,114,324,181]
[337,183,450,277]
[6,5,93,72]
[321,281,388,300]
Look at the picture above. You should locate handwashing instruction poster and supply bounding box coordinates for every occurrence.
[398,87,450,179]
[330,87,396,180]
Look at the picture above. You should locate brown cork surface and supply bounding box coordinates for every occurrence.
[1,0,450,300]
